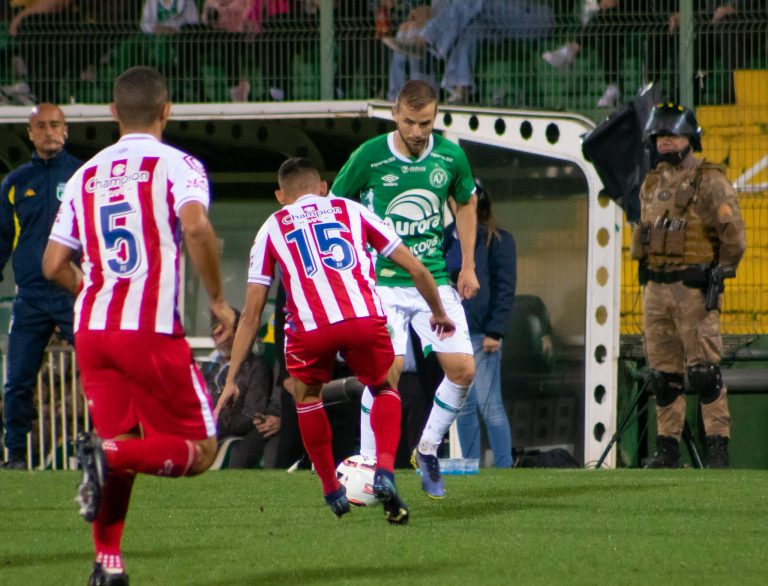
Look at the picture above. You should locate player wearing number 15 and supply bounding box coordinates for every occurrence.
[215,158,456,524]
[43,66,235,585]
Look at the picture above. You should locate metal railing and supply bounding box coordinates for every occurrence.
[1,345,86,470]
[1,339,215,470]
[0,2,763,113]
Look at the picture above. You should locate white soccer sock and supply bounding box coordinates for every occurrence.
[418,377,469,455]
[359,387,377,458]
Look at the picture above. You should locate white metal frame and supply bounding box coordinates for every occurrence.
[366,103,622,467]
[0,101,623,467]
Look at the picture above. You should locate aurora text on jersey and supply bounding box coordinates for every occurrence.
[330,132,475,287]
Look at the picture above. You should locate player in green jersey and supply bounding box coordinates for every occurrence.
[331,80,478,498]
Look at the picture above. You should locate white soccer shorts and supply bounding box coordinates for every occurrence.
[376,285,472,356]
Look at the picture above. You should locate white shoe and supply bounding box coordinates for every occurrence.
[596,83,619,108]
[542,44,576,71]
[446,86,468,104]
[269,86,285,101]
[1,82,36,105]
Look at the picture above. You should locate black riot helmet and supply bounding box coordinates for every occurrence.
[643,102,702,152]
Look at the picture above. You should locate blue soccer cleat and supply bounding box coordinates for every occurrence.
[75,432,107,522]
[373,470,409,525]
[325,485,351,518]
[411,448,445,499]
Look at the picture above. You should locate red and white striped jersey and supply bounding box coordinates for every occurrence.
[49,133,210,335]
[248,194,402,332]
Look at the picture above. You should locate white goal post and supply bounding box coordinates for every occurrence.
[0,101,622,468]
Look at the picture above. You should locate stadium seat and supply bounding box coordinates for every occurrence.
[210,437,243,470]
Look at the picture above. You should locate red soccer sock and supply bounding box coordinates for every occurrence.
[370,388,401,472]
[296,400,339,495]
[103,436,196,477]
[93,470,135,571]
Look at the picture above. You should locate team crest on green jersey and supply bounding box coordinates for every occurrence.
[429,168,448,188]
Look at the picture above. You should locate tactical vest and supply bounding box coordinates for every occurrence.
[639,160,720,268]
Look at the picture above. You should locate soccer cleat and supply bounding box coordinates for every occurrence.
[324,485,351,518]
[411,449,445,499]
[88,562,129,586]
[373,470,409,525]
[75,432,107,522]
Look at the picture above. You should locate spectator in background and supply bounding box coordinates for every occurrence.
[541,0,635,108]
[201,0,254,102]
[383,0,554,104]
[203,309,280,469]
[654,0,768,104]
[385,3,438,101]
[335,0,392,99]
[140,0,200,99]
[254,0,293,101]
[140,0,199,34]
[199,0,291,102]
[6,0,77,103]
[0,103,81,470]
[542,1,766,107]
[444,179,516,468]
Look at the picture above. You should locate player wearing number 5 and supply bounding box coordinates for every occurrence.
[43,66,235,584]
[215,158,456,524]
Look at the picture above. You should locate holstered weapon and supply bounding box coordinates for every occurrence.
[705,265,736,311]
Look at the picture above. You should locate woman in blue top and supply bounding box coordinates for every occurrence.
[444,179,516,467]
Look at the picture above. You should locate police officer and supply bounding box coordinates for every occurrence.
[631,103,746,468]
[0,104,81,469]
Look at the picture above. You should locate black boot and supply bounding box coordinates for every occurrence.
[88,562,129,586]
[645,435,680,468]
[705,435,730,469]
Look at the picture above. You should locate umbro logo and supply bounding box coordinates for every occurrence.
[382,174,399,186]
[24,188,36,197]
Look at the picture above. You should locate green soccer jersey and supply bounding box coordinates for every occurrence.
[330,132,475,286]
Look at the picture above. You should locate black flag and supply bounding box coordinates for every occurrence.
[582,84,660,223]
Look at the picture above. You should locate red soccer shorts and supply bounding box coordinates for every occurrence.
[285,316,394,386]
[75,330,216,440]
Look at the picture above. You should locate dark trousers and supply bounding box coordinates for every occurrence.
[3,293,74,454]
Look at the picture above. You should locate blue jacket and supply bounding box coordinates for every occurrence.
[0,149,82,296]
[444,222,517,339]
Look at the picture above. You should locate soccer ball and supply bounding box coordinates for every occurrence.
[336,455,379,507]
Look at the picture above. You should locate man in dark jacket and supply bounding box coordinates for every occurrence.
[0,103,81,469]
[444,179,516,467]
[203,310,280,468]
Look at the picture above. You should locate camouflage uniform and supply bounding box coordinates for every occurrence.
[631,154,746,463]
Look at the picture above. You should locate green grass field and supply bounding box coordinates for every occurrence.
[1,469,767,585]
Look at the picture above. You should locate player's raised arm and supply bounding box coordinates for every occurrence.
[387,244,455,340]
